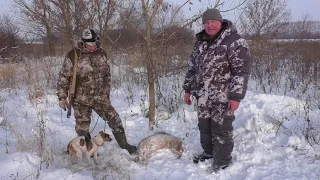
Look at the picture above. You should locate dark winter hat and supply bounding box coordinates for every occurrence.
[202,9,223,24]
[82,29,99,44]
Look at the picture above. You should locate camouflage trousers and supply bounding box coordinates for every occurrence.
[197,102,235,166]
[73,102,124,136]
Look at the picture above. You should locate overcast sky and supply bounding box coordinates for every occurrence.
[180,0,320,22]
[1,0,320,21]
[287,0,320,21]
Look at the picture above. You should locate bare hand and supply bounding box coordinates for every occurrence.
[59,99,68,111]
[184,93,192,105]
[228,100,240,111]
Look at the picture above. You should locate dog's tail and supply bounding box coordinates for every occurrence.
[85,133,91,150]
[85,133,91,143]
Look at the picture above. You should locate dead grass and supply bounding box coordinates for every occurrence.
[0,64,17,90]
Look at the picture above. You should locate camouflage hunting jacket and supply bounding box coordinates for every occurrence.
[183,20,251,107]
[56,44,110,106]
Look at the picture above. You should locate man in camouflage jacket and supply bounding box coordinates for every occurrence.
[183,9,251,172]
[57,29,136,154]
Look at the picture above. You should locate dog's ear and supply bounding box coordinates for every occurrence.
[99,131,103,134]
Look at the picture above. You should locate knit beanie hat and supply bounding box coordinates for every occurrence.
[82,29,99,46]
[202,9,223,24]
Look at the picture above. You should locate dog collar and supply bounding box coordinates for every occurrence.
[93,139,104,146]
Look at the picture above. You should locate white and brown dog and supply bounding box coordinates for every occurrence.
[67,131,112,164]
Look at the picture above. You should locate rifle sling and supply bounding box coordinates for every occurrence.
[70,49,78,103]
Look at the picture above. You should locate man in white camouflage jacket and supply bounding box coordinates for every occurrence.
[57,29,137,154]
[183,9,251,173]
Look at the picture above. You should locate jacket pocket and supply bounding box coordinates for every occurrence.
[222,110,235,131]
[224,110,235,121]
[214,45,227,57]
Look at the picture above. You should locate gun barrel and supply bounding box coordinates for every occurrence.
[66,101,71,118]
[67,109,71,118]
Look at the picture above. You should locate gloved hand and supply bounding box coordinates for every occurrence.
[184,93,192,105]
[59,98,68,111]
[228,100,240,111]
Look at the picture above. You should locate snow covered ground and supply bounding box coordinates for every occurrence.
[0,88,320,180]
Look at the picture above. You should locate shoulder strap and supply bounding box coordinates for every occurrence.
[70,49,78,99]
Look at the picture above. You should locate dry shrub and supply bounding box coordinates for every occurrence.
[250,39,320,148]
[250,39,320,95]
[0,64,17,90]
[0,56,63,103]
[21,57,62,102]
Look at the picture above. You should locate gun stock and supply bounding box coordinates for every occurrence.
[66,49,78,118]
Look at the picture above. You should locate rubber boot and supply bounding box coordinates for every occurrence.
[112,130,137,154]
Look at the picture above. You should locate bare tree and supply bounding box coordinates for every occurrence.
[48,0,91,42]
[140,0,161,130]
[15,0,119,53]
[14,0,56,56]
[0,15,22,63]
[293,14,316,39]
[140,0,206,129]
[112,0,245,130]
[240,0,290,38]
[48,0,120,47]
[88,0,117,46]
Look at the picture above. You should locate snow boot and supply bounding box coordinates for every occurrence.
[193,151,213,163]
[206,163,228,173]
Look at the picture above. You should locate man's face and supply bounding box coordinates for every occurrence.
[204,20,222,37]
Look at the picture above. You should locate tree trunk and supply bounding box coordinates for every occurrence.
[147,54,155,130]
[45,23,56,56]
[146,23,156,130]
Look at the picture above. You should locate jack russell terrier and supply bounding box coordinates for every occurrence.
[67,131,112,164]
